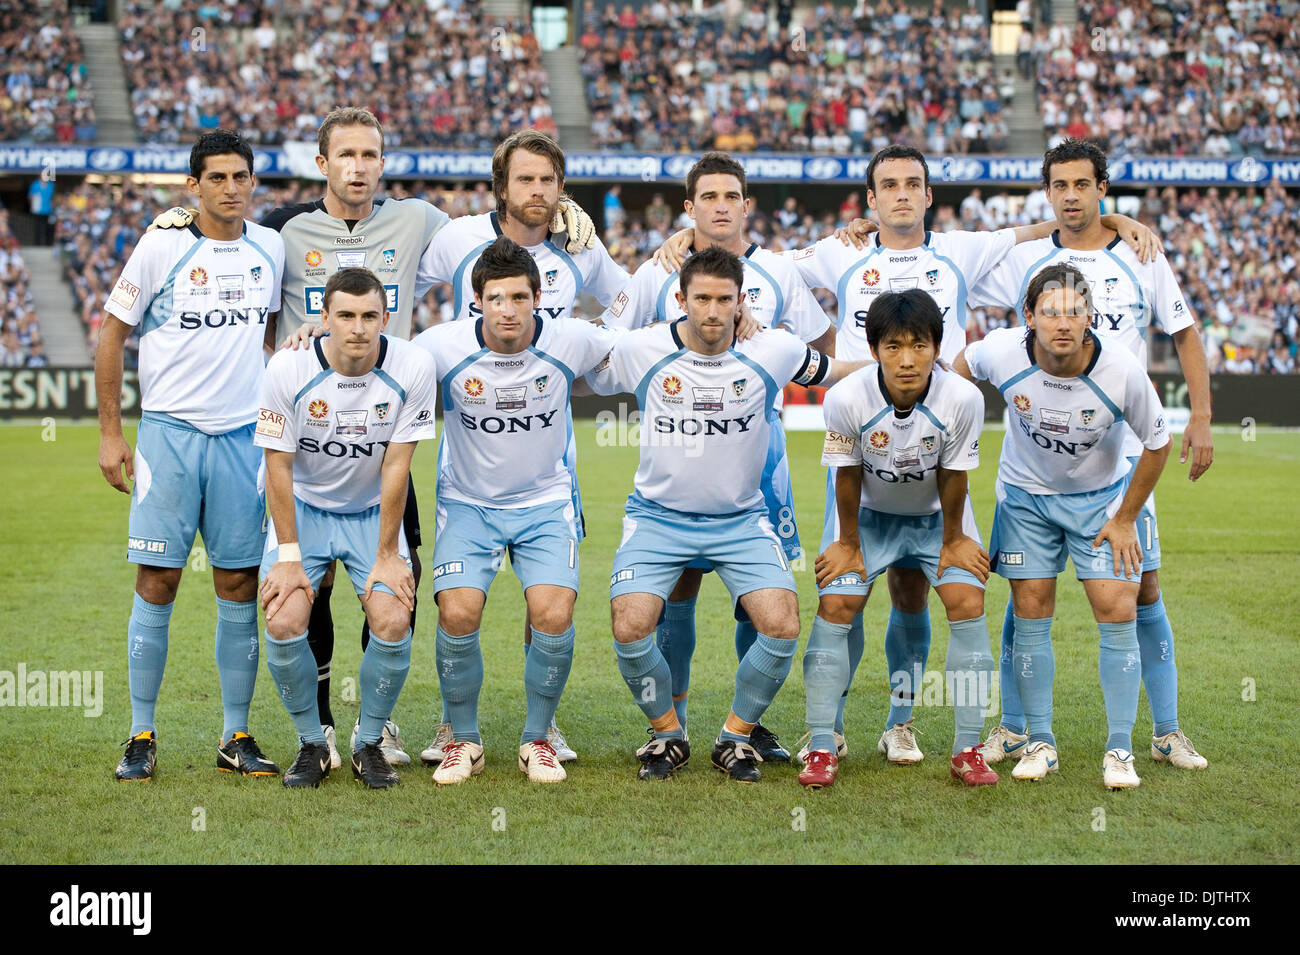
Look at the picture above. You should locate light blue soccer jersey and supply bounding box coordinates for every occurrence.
[415,211,627,320]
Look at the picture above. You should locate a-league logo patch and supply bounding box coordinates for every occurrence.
[189,267,208,286]
[662,375,682,398]
[308,399,329,418]
[305,250,322,267]
[1013,393,1032,414]
[862,268,880,286]
[869,429,890,450]
[464,377,485,400]
[732,378,747,397]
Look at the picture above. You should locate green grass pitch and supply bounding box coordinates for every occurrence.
[0,420,1296,864]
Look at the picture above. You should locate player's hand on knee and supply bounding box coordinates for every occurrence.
[365,553,415,611]
[281,323,326,350]
[552,195,597,254]
[815,540,866,589]
[834,217,876,250]
[146,206,197,233]
[261,561,314,621]
[98,435,134,493]
[939,535,990,584]
[1093,518,1141,579]
[653,228,694,271]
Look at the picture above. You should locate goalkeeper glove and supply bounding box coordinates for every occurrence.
[551,195,596,255]
[146,207,198,232]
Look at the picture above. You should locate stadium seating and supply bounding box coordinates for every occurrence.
[117,0,555,146]
[0,208,44,367]
[1037,0,1300,156]
[578,0,1002,153]
[0,0,96,143]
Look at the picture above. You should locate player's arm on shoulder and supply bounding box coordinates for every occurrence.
[553,194,597,255]
[95,315,136,493]
[365,440,417,609]
[653,228,694,272]
[260,448,313,619]
[1101,213,1163,263]
[813,349,872,388]
[146,206,197,232]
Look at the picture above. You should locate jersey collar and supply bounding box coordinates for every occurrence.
[743,242,758,258]
[186,221,247,240]
[312,332,388,371]
[490,211,503,236]
[1049,229,1123,251]
[876,364,932,416]
[474,316,544,350]
[313,196,384,230]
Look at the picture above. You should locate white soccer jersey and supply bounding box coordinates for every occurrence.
[255,335,437,511]
[821,365,983,516]
[964,327,1170,495]
[790,228,1016,363]
[601,243,830,344]
[415,211,628,320]
[590,322,826,514]
[104,221,285,434]
[412,316,617,510]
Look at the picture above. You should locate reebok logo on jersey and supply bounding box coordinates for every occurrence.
[889,255,917,263]
[493,359,524,368]
[1043,380,1073,391]
[111,277,141,309]
[337,380,367,390]
[823,430,855,455]
[211,246,240,254]
[334,234,366,246]
[256,408,285,438]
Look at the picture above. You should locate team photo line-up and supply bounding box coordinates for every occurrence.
[96,109,1213,792]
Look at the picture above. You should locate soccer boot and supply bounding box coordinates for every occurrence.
[322,724,342,770]
[950,746,999,786]
[635,734,690,780]
[798,749,839,790]
[979,723,1029,765]
[877,717,924,764]
[1151,730,1207,769]
[796,730,848,761]
[217,731,280,776]
[750,722,791,762]
[352,741,400,789]
[547,718,578,762]
[283,741,332,788]
[115,730,157,781]
[1011,741,1059,781]
[711,738,763,783]
[1103,748,1142,790]
[432,740,485,785]
[519,739,567,783]
[420,721,455,766]
[352,719,411,766]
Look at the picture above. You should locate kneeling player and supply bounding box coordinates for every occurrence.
[256,269,436,788]
[954,263,1171,790]
[412,238,618,784]
[806,290,995,789]
[590,247,865,782]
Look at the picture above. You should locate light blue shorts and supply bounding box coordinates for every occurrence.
[1127,455,1162,572]
[611,494,796,611]
[430,498,580,596]
[261,498,409,597]
[818,496,985,596]
[990,478,1141,582]
[128,412,265,568]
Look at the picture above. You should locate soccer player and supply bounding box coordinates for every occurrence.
[968,140,1212,771]
[786,144,1160,766]
[255,268,437,788]
[412,130,625,766]
[954,263,1172,789]
[590,247,865,782]
[410,237,618,784]
[96,129,286,781]
[602,151,833,761]
[806,289,993,789]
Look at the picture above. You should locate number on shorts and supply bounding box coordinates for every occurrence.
[1143,515,1154,550]
[568,537,576,569]
[771,543,789,572]
[777,506,796,540]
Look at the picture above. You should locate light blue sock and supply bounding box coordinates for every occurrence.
[721,633,796,742]
[998,599,1026,733]
[1099,621,1140,753]
[734,618,759,662]
[1137,597,1179,736]
[834,611,865,734]
[1013,615,1055,747]
[885,608,930,730]
[436,626,483,745]
[945,615,994,754]
[357,631,411,748]
[523,626,575,743]
[614,635,680,738]
[127,593,172,735]
[656,597,696,729]
[265,631,326,744]
[214,596,259,740]
[804,616,851,753]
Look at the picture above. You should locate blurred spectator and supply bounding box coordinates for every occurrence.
[1,0,96,142]
[0,208,39,366]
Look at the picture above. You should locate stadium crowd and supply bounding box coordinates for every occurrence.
[0,0,97,144]
[1033,0,1300,156]
[46,173,1297,374]
[579,0,1004,154]
[117,0,555,147]
[0,207,45,367]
